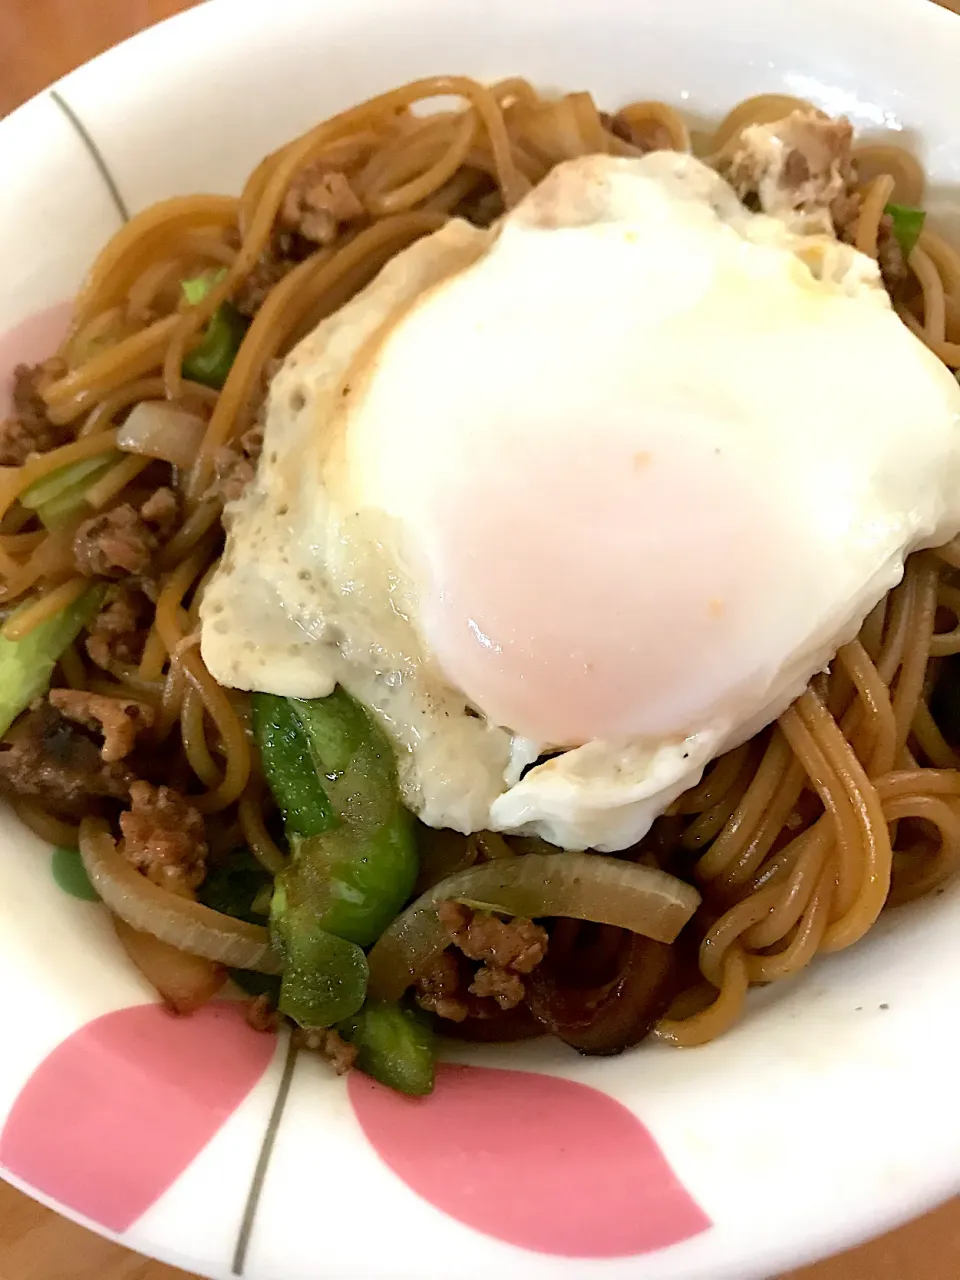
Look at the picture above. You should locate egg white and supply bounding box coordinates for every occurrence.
[201,151,960,850]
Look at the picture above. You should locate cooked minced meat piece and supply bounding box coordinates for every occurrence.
[831,195,909,296]
[438,901,548,974]
[414,948,470,1022]
[0,361,68,465]
[119,780,207,896]
[73,504,157,578]
[207,425,264,505]
[829,186,862,243]
[246,993,280,1034]
[48,689,154,763]
[233,247,295,317]
[874,212,909,294]
[280,165,365,246]
[417,903,550,1019]
[297,1026,359,1075]
[468,964,526,1010]
[0,701,133,818]
[139,486,178,538]
[85,583,152,669]
[719,110,856,225]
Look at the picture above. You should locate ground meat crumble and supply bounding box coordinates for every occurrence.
[73,504,158,578]
[0,701,133,818]
[280,164,365,246]
[139,486,178,538]
[718,109,857,226]
[468,964,526,1010]
[872,211,909,295]
[0,360,68,465]
[439,901,548,973]
[416,904,549,1019]
[206,424,264,505]
[718,109,910,296]
[232,246,295,318]
[48,689,153,763]
[232,164,365,314]
[246,993,280,1034]
[119,780,207,896]
[297,1026,359,1075]
[415,948,470,1022]
[85,583,153,669]
[828,188,908,293]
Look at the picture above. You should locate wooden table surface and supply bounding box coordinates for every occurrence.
[2,0,960,1277]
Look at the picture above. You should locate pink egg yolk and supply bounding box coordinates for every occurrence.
[421,411,796,746]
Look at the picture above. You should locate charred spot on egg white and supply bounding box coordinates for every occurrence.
[200,150,960,854]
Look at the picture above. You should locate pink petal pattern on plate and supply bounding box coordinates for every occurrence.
[0,301,73,413]
[349,1062,710,1257]
[0,1000,276,1232]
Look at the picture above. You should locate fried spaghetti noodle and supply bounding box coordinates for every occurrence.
[2,80,960,1059]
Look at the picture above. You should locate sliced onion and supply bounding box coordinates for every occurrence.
[112,916,228,1014]
[79,817,282,973]
[367,852,700,1002]
[117,401,207,468]
[526,930,682,1055]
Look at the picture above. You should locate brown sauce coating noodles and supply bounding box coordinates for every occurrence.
[2,78,960,1053]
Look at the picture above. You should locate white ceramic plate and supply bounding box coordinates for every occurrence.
[1,1,960,1276]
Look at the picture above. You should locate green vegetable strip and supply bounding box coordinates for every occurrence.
[182,269,227,306]
[338,1000,435,1097]
[181,270,247,389]
[21,455,117,509]
[272,880,370,1026]
[198,847,275,924]
[252,693,334,837]
[265,687,418,1027]
[282,689,418,948]
[20,453,120,528]
[885,202,926,259]
[0,585,105,735]
[196,838,284,1006]
[52,846,99,901]
[182,305,248,389]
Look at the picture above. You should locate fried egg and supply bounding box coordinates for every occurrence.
[200,151,960,850]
